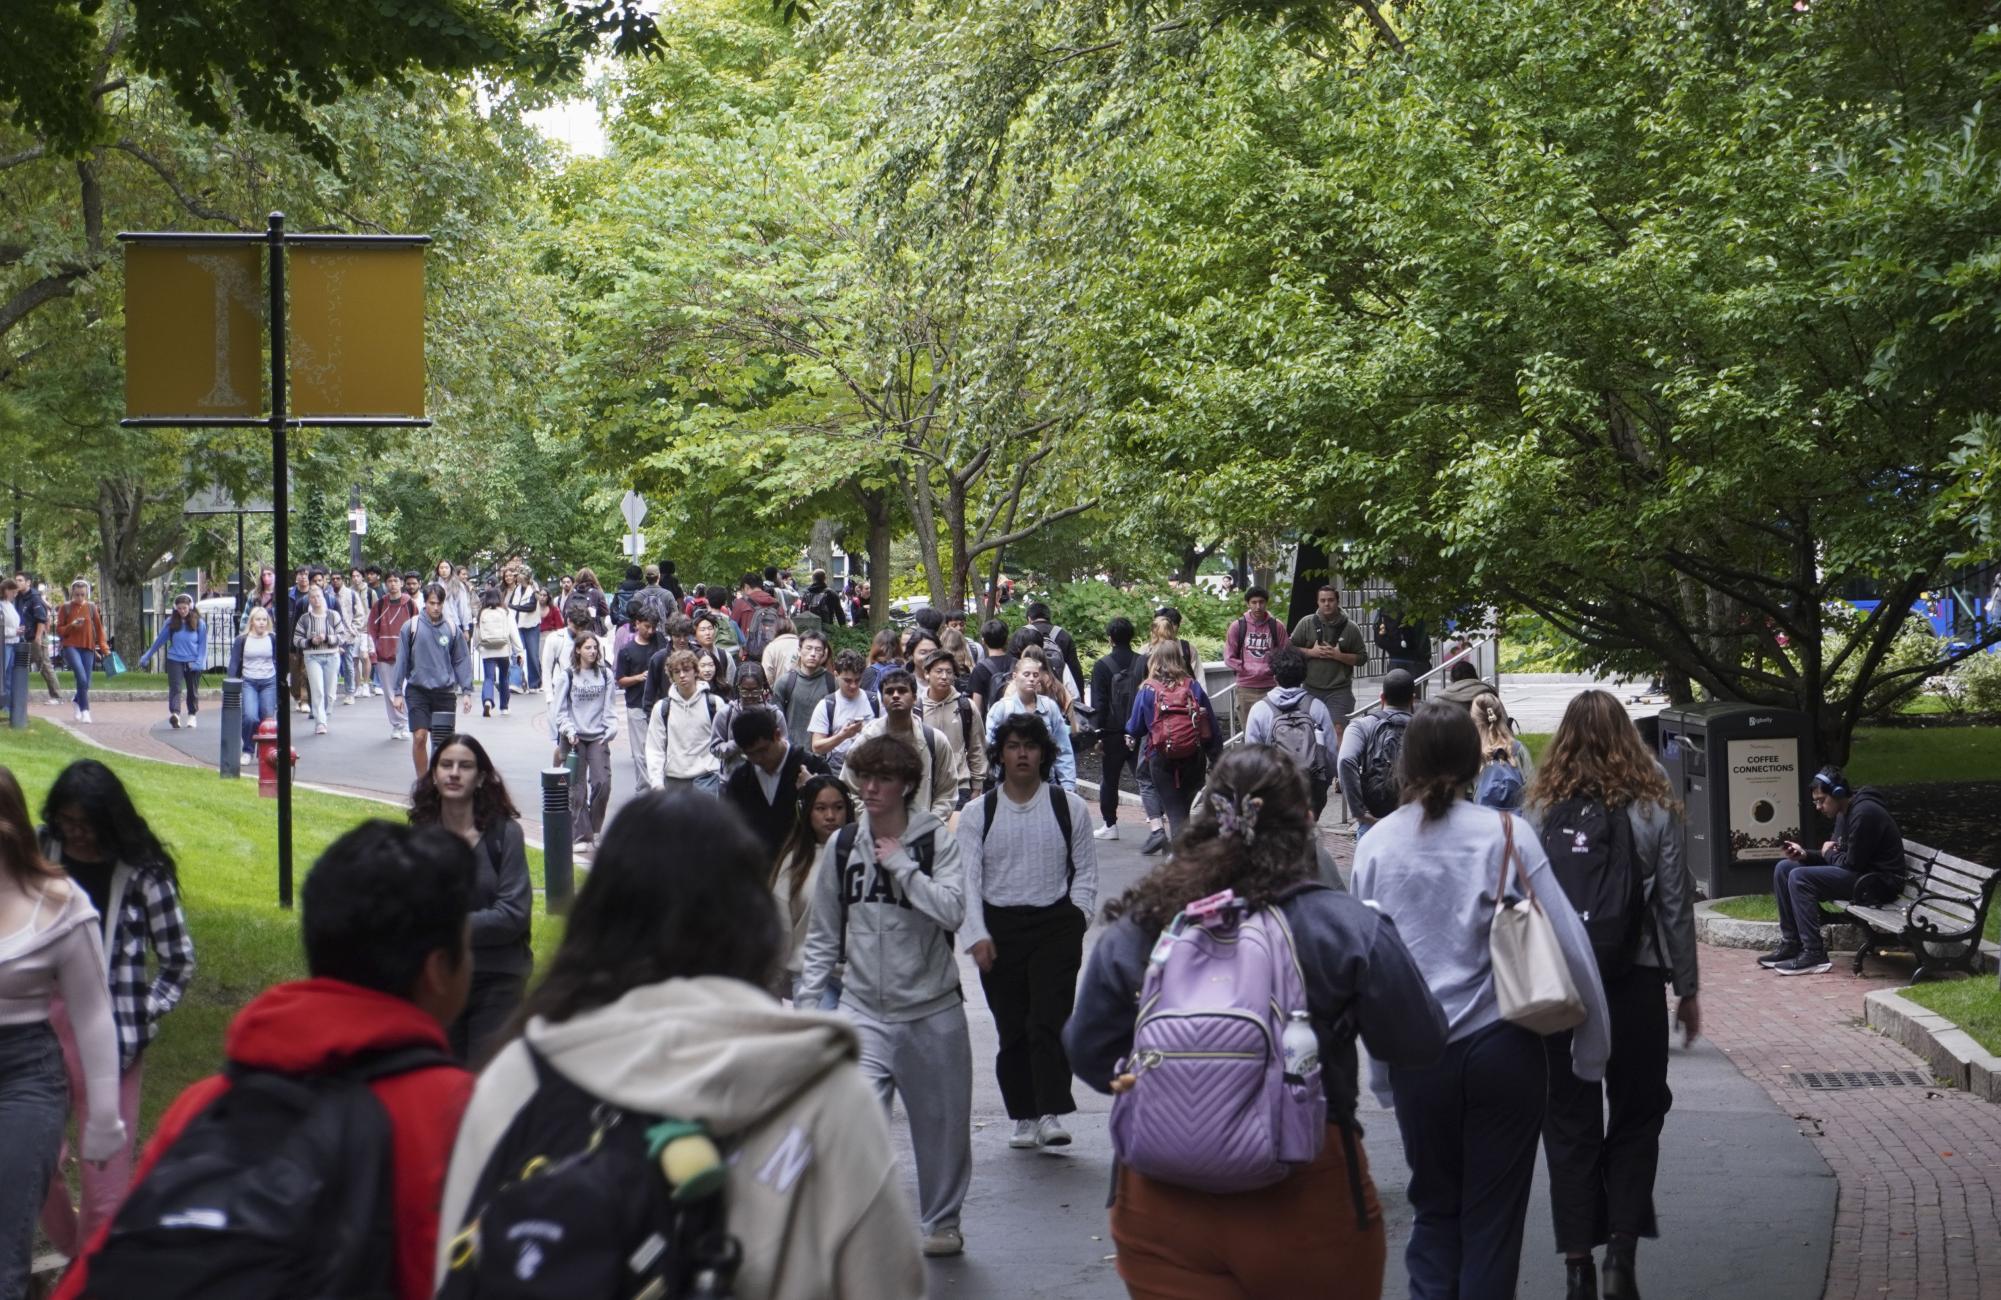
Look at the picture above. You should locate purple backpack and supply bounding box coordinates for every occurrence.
[1110,890,1327,1193]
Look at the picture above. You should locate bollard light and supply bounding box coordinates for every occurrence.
[219,678,243,777]
[542,766,574,914]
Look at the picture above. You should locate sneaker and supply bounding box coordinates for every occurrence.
[572,840,594,855]
[483,700,494,718]
[315,722,328,735]
[168,712,181,729]
[499,707,511,717]
[392,727,410,741]
[185,714,197,730]
[46,695,62,707]
[370,685,382,696]
[1773,954,1833,976]
[1756,944,1802,969]
[78,710,91,724]
[1009,1119,1040,1149]
[340,695,353,706]
[1141,827,1169,856]
[920,1227,964,1258]
[1092,824,1119,841]
[1036,1115,1071,1148]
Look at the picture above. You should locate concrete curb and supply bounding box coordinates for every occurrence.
[1863,987,2001,1103]
[1694,898,1865,953]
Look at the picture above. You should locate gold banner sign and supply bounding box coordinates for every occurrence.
[288,246,426,419]
[124,244,264,419]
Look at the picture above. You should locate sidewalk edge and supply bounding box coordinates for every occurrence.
[1863,987,2001,1102]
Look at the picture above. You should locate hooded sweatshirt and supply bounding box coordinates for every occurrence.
[1244,683,1337,774]
[1436,676,1496,709]
[798,808,965,1022]
[1224,609,1289,691]
[774,665,833,750]
[393,611,473,694]
[436,979,922,1300]
[919,686,986,790]
[1821,786,1905,876]
[55,979,472,1300]
[553,661,621,742]
[646,680,722,783]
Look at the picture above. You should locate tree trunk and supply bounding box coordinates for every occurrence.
[94,476,184,659]
[808,517,838,581]
[1231,546,1250,592]
[858,487,895,632]
[893,462,949,610]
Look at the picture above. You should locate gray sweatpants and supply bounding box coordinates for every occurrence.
[847,1001,973,1235]
[626,707,651,791]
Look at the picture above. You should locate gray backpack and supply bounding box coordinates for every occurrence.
[1266,698,1330,786]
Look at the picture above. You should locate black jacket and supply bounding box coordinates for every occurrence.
[804,580,846,627]
[13,586,49,638]
[1817,786,1905,876]
[468,819,533,976]
[723,746,831,856]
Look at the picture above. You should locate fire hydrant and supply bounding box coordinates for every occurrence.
[254,718,297,798]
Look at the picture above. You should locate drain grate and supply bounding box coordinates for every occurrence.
[1784,1069,1931,1090]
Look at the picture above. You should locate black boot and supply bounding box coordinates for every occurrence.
[1602,1241,1638,1300]
[1566,1257,1598,1300]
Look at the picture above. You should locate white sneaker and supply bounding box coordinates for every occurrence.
[168,712,181,729]
[572,840,593,855]
[315,722,328,735]
[340,695,353,706]
[1036,1115,1071,1147]
[79,710,91,724]
[499,707,511,717]
[1009,1118,1040,1149]
[185,714,197,729]
[1092,824,1119,841]
[920,1227,964,1257]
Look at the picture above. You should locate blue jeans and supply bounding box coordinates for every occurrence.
[62,646,93,710]
[241,677,278,755]
[481,657,513,710]
[1773,859,1859,957]
[519,627,543,688]
[0,1023,69,1300]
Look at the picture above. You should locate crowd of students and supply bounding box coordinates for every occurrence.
[0,562,1747,1300]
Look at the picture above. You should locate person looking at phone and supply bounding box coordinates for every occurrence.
[1760,766,1905,977]
[809,649,882,775]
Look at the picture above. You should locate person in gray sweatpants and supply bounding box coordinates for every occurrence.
[798,733,974,1258]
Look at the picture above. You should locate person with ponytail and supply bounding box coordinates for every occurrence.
[1469,690,1533,812]
[1351,703,1609,1300]
[1065,745,1447,1298]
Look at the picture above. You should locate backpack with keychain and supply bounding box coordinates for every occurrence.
[1110,889,1327,1194]
[1147,679,1209,760]
[439,1047,742,1300]
[1537,795,1647,978]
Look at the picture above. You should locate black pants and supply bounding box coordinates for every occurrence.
[978,900,1087,1120]
[449,969,527,1065]
[1148,751,1208,836]
[1542,965,1673,1253]
[1390,1020,1548,1300]
[1099,733,1141,826]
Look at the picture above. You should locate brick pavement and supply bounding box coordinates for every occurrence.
[1698,944,2001,1299]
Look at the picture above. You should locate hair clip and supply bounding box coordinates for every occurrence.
[1208,791,1265,845]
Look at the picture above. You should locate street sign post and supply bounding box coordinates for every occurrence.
[620,492,649,561]
[123,216,430,909]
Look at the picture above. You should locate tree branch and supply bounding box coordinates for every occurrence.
[110,141,249,228]
[968,498,1099,556]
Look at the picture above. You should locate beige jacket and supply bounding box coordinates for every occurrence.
[920,687,987,791]
[437,977,923,1300]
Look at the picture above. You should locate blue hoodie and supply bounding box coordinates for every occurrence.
[143,618,208,667]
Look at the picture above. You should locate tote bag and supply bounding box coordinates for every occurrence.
[1489,811,1588,1035]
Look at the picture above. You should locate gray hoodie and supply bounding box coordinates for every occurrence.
[798,808,965,1023]
[437,978,923,1300]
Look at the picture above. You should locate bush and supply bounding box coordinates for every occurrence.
[1955,649,2001,715]
[1027,579,1290,663]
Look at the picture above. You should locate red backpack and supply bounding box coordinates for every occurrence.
[1148,678,1209,760]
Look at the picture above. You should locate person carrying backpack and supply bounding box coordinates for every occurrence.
[796,736,972,1259]
[434,792,924,1300]
[1524,690,1698,1300]
[1124,640,1221,837]
[919,649,986,807]
[1222,585,1289,738]
[1088,618,1152,844]
[1338,670,1418,836]
[1064,747,1448,1299]
[472,588,525,719]
[1352,703,1610,1300]
[1471,691,1534,813]
[54,821,477,1300]
[1244,647,1338,817]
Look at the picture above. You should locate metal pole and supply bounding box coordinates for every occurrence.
[541,767,574,914]
[269,211,294,909]
[9,481,20,576]
[235,510,246,620]
[7,652,25,730]
[219,678,243,776]
[348,483,363,570]
[428,706,456,762]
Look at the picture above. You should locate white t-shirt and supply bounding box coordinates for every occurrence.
[1,599,18,645]
[810,689,882,770]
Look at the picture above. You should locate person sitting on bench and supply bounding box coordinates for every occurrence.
[1761,766,1904,976]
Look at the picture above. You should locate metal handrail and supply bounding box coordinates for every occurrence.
[1346,633,1497,720]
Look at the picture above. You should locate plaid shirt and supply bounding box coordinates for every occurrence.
[44,836,196,1069]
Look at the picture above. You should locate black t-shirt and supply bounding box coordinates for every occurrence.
[63,853,115,922]
[970,652,1017,707]
[614,637,656,710]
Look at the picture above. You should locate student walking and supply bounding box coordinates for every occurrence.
[392,582,475,780]
[848,669,955,821]
[411,737,531,1064]
[959,713,1097,1151]
[504,564,543,692]
[644,649,723,797]
[1065,746,1448,1300]
[435,792,924,1300]
[229,605,282,760]
[369,572,420,740]
[1124,640,1221,837]
[11,574,63,705]
[613,607,660,791]
[808,649,883,776]
[0,767,124,1300]
[472,588,525,719]
[1088,618,1147,842]
[552,632,620,858]
[294,584,352,736]
[712,663,777,775]
[920,649,985,807]
[770,774,852,1009]
[36,761,195,1263]
[1289,584,1368,746]
[55,581,109,723]
[1244,646,1339,818]
[1471,691,1534,812]
[982,650,1077,791]
[773,631,834,749]
[1352,703,1610,1300]
[797,736,973,1258]
[1526,691,1698,1300]
[724,708,831,857]
[139,593,208,730]
[336,569,372,702]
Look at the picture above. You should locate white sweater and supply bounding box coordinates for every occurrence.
[646,684,722,784]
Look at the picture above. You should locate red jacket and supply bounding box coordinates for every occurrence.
[56,979,473,1300]
[731,587,780,635]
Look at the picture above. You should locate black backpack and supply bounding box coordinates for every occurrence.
[1358,711,1410,817]
[1538,797,1647,978]
[1106,651,1146,739]
[84,1046,453,1300]
[439,1047,740,1300]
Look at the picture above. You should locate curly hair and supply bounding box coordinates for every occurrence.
[1103,746,1315,932]
[1527,689,1677,813]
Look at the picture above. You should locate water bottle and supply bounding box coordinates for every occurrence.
[1282,1010,1319,1084]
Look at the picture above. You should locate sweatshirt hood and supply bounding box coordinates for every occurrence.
[1268,684,1309,708]
[524,976,857,1133]
[1849,787,1892,814]
[224,978,452,1072]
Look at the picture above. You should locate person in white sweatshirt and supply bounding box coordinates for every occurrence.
[435,792,923,1300]
[645,650,724,796]
[551,632,620,856]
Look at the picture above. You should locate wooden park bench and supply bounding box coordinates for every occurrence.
[1839,839,2000,984]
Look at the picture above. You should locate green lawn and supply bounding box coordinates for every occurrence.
[1903,978,2001,1057]
[1711,891,2001,945]
[39,669,176,694]
[1846,724,2001,785]
[3,720,562,1139]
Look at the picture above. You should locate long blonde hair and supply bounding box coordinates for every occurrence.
[1470,691,1517,765]
[1146,638,1190,685]
[1527,689,1675,812]
[1014,647,1074,717]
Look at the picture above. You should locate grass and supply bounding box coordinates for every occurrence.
[1903,978,2001,1057]
[4,720,562,1140]
[37,669,176,694]
[1846,724,2001,785]
[1710,890,2001,945]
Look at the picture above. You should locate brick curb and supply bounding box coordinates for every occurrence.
[1863,986,2001,1103]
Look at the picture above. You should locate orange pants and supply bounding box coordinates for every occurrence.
[1112,1125,1387,1299]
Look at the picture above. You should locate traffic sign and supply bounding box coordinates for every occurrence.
[621,491,648,531]
[623,532,646,557]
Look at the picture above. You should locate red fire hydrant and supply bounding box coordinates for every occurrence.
[254,718,297,798]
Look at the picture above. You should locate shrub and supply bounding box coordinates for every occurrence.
[1956,649,2001,715]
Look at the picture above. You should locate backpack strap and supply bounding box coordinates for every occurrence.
[1050,782,1074,893]
[834,822,860,956]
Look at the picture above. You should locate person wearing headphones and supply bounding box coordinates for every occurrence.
[1761,766,1905,975]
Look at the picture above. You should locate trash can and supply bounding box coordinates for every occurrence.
[1656,702,1816,900]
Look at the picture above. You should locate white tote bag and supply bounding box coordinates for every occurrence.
[1489,811,1588,1036]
